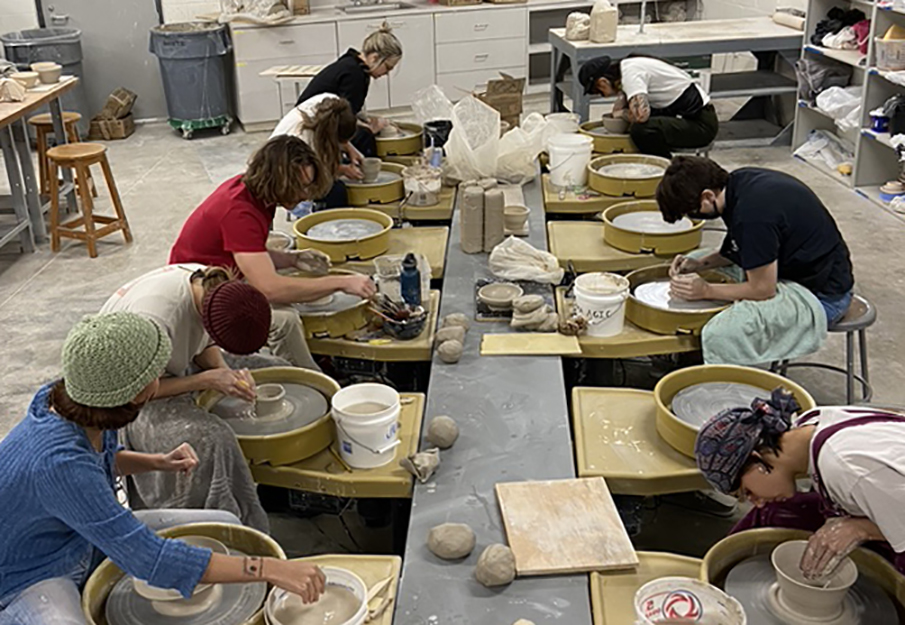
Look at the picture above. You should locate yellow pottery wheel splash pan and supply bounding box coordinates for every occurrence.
[293,208,393,262]
[653,364,816,458]
[602,200,703,255]
[587,154,669,198]
[375,122,423,157]
[580,120,638,155]
[345,162,405,206]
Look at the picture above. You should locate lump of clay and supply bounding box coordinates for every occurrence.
[438,339,463,364]
[379,124,402,138]
[427,522,475,560]
[479,178,498,190]
[511,304,552,330]
[512,294,544,314]
[441,313,470,331]
[399,448,440,483]
[565,12,590,41]
[536,312,559,333]
[475,544,516,587]
[435,326,466,345]
[559,314,588,336]
[427,415,459,449]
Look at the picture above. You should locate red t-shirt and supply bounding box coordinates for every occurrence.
[169,175,275,274]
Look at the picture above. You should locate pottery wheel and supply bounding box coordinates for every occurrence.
[633,280,727,312]
[378,128,415,139]
[597,163,665,178]
[305,219,384,242]
[344,171,402,187]
[105,556,266,625]
[587,127,625,137]
[612,212,695,234]
[671,382,766,429]
[293,291,363,316]
[210,382,329,436]
[724,554,896,625]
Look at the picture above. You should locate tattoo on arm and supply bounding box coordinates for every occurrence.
[628,94,651,123]
[244,556,264,578]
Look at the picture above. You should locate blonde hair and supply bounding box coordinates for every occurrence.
[362,22,402,64]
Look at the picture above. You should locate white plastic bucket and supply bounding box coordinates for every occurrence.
[548,133,593,187]
[634,577,747,625]
[331,383,400,469]
[266,566,368,625]
[545,112,581,134]
[573,272,630,337]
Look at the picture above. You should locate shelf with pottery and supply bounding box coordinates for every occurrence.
[555,288,700,358]
[366,187,456,222]
[333,226,449,280]
[250,393,424,498]
[547,221,678,273]
[283,555,401,625]
[307,290,440,361]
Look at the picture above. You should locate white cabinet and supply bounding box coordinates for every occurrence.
[231,23,338,129]
[434,8,527,44]
[385,15,434,108]
[337,18,391,111]
[338,14,434,111]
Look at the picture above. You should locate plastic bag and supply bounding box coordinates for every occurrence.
[489,237,565,285]
[816,86,861,119]
[495,112,549,184]
[444,96,501,181]
[218,0,292,23]
[793,129,854,171]
[795,58,852,103]
[412,85,454,125]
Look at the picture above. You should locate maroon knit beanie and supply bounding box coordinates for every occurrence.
[201,282,272,355]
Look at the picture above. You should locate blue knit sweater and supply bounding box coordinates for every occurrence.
[0,383,211,600]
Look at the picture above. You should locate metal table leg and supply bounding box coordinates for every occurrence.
[12,118,46,242]
[0,125,36,253]
[570,57,591,122]
[49,98,77,213]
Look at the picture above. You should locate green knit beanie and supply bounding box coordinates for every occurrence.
[62,312,172,408]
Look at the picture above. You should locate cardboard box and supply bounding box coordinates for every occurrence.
[477,73,526,124]
[88,114,136,141]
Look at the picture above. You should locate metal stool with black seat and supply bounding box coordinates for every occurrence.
[771,295,876,404]
[673,141,715,159]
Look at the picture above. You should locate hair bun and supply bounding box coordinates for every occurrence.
[379,20,393,33]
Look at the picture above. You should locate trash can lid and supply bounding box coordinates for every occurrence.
[151,23,226,35]
[0,28,81,45]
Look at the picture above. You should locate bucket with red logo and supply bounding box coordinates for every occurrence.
[633,577,746,624]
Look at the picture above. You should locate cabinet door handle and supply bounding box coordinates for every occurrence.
[474,53,489,62]
[278,40,295,45]
[474,23,489,31]
[390,21,405,28]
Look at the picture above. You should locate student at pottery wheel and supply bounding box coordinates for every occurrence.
[655,156,854,366]
[695,390,905,578]
[169,135,377,369]
[296,21,402,158]
[0,313,325,623]
[578,55,718,158]
[101,265,279,532]
[272,93,362,210]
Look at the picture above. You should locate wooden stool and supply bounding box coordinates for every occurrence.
[28,112,95,197]
[47,143,132,258]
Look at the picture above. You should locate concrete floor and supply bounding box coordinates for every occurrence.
[1,113,904,558]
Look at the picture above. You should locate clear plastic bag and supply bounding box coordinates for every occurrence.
[488,237,565,285]
[495,112,549,184]
[218,0,292,23]
[412,85,455,124]
[445,95,501,181]
[815,86,861,119]
[793,129,855,171]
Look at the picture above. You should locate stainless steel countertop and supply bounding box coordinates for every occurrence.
[394,178,592,624]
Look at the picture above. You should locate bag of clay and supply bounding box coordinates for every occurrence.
[218,0,292,23]
[795,57,852,103]
[489,237,565,285]
[444,95,501,182]
[495,112,549,184]
[412,85,455,125]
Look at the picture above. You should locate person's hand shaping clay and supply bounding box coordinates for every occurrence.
[428,523,475,560]
[800,517,872,580]
[426,416,459,449]
[291,248,332,275]
[475,544,516,587]
[159,442,199,475]
[669,273,710,301]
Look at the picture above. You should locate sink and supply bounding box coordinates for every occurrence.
[339,2,415,13]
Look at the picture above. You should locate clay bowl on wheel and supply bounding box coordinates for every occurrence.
[771,540,858,621]
[602,114,629,135]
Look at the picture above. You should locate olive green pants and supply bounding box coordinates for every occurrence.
[630,104,719,159]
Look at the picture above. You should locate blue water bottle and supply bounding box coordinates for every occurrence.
[400,253,421,307]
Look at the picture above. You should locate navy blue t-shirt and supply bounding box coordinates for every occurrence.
[719,168,854,297]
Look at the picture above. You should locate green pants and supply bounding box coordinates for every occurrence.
[630,104,719,159]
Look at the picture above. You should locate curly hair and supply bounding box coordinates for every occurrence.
[243,135,333,206]
[656,156,729,223]
[51,379,143,430]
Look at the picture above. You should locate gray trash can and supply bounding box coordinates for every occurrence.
[150,23,233,139]
[0,28,90,135]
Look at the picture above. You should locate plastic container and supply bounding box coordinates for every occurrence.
[634,577,747,624]
[331,383,401,469]
[149,23,233,137]
[548,133,594,187]
[266,567,368,625]
[0,28,88,133]
[573,272,630,337]
[876,37,905,71]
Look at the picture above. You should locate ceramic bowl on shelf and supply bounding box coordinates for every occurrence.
[30,62,62,84]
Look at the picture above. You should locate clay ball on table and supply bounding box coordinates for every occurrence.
[435,326,466,345]
[512,294,545,314]
[475,544,516,587]
[441,313,471,332]
[437,339,463,364]
[427,522,476,560]
[427,415,459,449]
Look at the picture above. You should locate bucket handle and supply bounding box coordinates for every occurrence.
[547,148,590,173]
[334,417,402,456]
